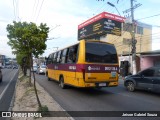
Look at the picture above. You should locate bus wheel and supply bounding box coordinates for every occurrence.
[59,76,66,89]
[46,72,50,81]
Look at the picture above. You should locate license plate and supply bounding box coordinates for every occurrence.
[111,72,116,77]
[98,83,106,87]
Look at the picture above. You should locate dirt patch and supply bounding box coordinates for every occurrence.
[11,71,72,120]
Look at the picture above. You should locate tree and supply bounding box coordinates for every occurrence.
[6,21,49,110]
[16,52,28,76]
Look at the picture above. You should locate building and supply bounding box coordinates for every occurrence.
[106,21,152,55]
[78,12,152,55]
[140,50,160,70]
[78,12,153,74]
[107,21,152,73]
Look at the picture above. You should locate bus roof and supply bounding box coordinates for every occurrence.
[48,39,114,56]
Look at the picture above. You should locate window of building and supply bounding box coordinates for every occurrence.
[123,38,132,45]
[137,26,143,34]
[123,23,132,32]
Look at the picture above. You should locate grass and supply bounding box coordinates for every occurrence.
[37,105,50,117]
[17,68,50,117]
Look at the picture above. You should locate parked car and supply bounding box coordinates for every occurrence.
[6,65,12,69]
[124,67,160,93]
[36,65,46,75]
[0,68,2,83]
[0,65,5,69]
[31,66,38,72]
[12,65,18,69]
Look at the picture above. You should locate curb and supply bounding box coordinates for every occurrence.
[7,68,19,120]
[31,76,75,120]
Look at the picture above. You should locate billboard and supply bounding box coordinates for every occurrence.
[78,12,125,40]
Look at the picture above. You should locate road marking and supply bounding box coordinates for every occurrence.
[0,69,18,101]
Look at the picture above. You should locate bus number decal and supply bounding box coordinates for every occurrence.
[105,67,117,71]
[88,66,100,71]
[54,65,58,70]
[69,66,76,70]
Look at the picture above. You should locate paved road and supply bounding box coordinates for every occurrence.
[0,68,18,119]
[35,74,160,120]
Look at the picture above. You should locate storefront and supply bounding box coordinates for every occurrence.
[140,50,160,70]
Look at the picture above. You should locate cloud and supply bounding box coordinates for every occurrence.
[2,0,159,58]
[0,36,14,57]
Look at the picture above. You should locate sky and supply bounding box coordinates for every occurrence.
[0,0,160,58]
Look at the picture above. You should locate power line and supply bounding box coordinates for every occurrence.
[115,37,160,49]
[31,0,38,21]
[33,0,39,22]
[16,0,19,21]
[136,13,160,21]
[110,25,160,44]
[13,0,17,21]
[35,0,45,22]
[110,23,131,43]
[112,32,160,47]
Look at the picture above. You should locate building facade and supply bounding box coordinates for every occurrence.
[77,12,153,74]
[106,21,152,55]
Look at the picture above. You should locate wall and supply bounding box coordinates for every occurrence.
[119,55,140,74]
[140,56,154,70]
[105,22,152,55]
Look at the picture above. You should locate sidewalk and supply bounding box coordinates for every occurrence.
[11,71,73,120]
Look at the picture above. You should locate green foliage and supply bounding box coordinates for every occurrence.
[16,52,27,66]
[6,21,50,112]
[6,21,49,58]
[37,105,49,117]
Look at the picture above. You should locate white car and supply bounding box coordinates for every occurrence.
[36,65,46,75]
[31,66,38,72]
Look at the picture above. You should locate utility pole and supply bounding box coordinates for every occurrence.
[131,0,136,75]
[123,0,142,74]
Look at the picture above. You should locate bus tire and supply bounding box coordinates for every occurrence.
[46,72,50,81]
[59,76,66,89]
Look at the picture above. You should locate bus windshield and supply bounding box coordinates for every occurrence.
[85,42,118,63]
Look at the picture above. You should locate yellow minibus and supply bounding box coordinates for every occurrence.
[46,40,119,89]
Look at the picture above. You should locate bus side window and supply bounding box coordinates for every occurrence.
[67,45,78,63]
[46,56,49,65]
[51,53,54,63]
[53,52,57,63]
[57,51,62,63]
[72,45,78,62]
[46,54,52,65]
[61,49,68,63]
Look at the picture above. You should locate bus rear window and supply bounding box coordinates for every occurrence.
[85,42,118,63]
